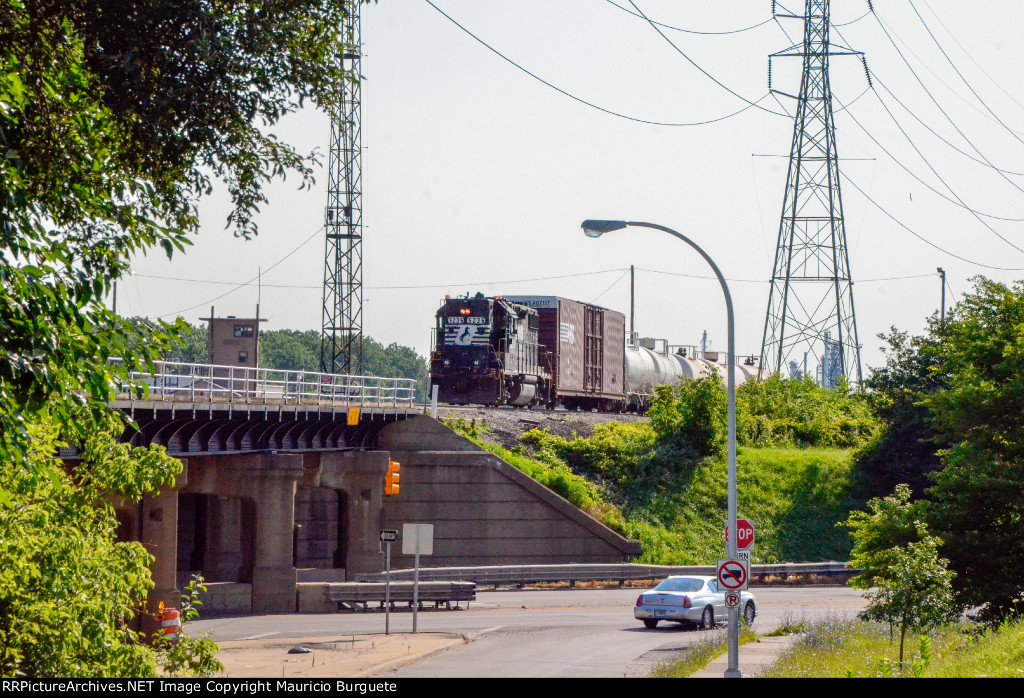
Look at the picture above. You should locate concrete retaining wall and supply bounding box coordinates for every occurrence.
[376,416,640,569]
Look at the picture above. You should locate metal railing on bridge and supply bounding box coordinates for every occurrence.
[112,360,418,408]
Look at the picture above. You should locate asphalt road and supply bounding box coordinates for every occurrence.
[194,585,867,678]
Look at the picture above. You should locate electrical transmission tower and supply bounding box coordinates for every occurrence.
[321,2,364,375]
[760,0,862,386]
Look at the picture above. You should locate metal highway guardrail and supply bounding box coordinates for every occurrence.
[325,581,476,611]
[355,562,857,586]
[110,359,418,408]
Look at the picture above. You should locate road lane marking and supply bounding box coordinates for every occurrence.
[239,632,280,640]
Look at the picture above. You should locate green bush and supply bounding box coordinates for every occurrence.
[737,374,878,448]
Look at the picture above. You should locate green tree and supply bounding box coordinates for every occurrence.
[647,377,727,461]
[845,486,958,669]
[855,327,946,499]
[1,0,364,676]
[0,410,220,676]
[259,329,321,372]
[844,485,932,589]
[924,278,1024,622]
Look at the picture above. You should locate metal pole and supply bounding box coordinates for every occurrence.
[385,541,391,636]
[413,541,420,634]
[938,267,946,324]
[584,220,739,677]
[630,264,635,340]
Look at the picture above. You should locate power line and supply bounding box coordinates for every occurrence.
[837,92,1024,227]
[139,268,632,294]
[908,0,1024,150]
[868,5,1024,134]
[868,4,1024,190]
[422,0,777,127]
[590,268,630,304]
[155,226,325,319]
[921,0,1024,117]
[843,171,1024,271]
[625,0,789,117]
[604,0,773,35]
[871,71,1024,177]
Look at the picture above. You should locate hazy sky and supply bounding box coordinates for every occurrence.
[124,1,1024,376]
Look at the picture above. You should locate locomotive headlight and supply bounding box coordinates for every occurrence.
[443,359,450,366]
[473,360,480,366]
[460,308,471,316]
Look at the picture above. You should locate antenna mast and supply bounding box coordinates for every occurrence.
[321,1,364,374]
[760,0,862,386]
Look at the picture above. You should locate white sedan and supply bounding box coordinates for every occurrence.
[634,575,757,630]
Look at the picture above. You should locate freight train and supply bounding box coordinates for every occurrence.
[430,293,758,411]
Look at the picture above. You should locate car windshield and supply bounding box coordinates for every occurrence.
[653,577,705,593]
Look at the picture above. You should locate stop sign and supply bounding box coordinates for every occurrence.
[725,519,756,550]
[738,519,755,550]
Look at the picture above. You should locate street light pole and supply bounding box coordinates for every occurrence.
[581,219,740,678]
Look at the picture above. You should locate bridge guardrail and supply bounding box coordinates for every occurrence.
[324,581,476,611]
[111,359,418,408]
[354,562,857,586]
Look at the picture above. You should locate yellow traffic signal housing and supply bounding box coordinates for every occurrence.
[385,460,400,496]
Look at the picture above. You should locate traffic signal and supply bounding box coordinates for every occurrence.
[385,460,400,496]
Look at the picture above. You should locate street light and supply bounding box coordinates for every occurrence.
[581,219,741,678]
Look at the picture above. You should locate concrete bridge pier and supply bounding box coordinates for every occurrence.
[184,452,304,614]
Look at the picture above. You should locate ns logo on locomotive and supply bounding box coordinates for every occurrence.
[430,293,758,412]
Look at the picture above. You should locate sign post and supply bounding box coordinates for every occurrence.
[380,529,397,635]
[402,524,434,634]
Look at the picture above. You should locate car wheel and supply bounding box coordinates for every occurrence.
[700,606,714,630]
[643,619,659,629]
[743,602,756,627]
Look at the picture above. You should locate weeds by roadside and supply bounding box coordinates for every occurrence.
[648,625,758,678]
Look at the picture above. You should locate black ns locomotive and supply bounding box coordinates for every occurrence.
[430,293,551,406]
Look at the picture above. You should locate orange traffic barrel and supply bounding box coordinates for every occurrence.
[160,607,181,643]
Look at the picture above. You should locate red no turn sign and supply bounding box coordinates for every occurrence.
[717,558,749,591]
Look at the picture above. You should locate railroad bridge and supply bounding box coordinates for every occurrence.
[91,361,639,619]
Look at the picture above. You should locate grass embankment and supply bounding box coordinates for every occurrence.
[623,446,859,565]
[762,615,1024,678]
[449,418,862,565]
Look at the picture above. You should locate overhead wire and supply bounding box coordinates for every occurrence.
[908,0,1024,149]
[921,0,1024,116]
[156,225,325,319]
[422,0,778,127]
[603,0,773,35]
[843,171,1024,271]
[838,92,1024,234]
[870,71,1024,177]
[139,268,632,294]
[590,268,631,303]
[624,0,789,117]
[830,19,1024,224]
[868,3,1024,194]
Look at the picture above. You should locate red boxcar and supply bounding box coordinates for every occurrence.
[505,296,626,410]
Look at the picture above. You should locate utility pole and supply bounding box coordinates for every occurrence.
[760,0,863,387]
[630,264,635,341]
[321,1,364,375]
[937,267,946,323]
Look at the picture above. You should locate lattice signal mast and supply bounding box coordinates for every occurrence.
[321,3,364,374]
[760,0,862,386]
